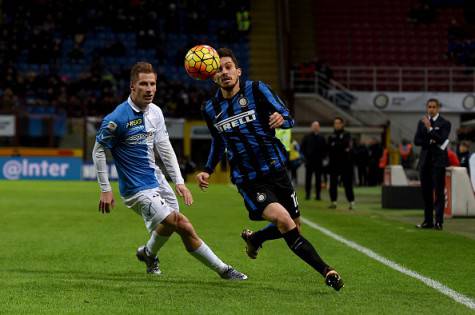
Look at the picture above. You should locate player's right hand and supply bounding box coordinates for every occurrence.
[99,191,115,214]
[196,172,210,191]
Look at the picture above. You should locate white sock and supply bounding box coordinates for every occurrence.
[189,242,228,274]
[146,231,169,256]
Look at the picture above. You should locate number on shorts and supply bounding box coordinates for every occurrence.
[291,191,298,208]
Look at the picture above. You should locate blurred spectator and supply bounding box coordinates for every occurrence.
[367,138,383,186]
[288,139,303,186]
[301,121,326,200]
[1,88,19,112]
[457,140,471,169]
[447,148,460,166]
[353,138,369,186]
[399,138,414,169]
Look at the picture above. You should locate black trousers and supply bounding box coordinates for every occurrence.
[305,164,322,199]
[329,168,354,202]
[420,165,446,224]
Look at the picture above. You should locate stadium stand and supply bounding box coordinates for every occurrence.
[0,0,250,124]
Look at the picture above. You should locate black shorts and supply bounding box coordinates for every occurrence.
[236,170,300,221]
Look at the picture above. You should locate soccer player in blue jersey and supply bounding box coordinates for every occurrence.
[196,48,344,291]
[93,61,247,280]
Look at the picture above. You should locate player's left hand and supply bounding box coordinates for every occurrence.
[175,184,193,206]
[269,112,284,129]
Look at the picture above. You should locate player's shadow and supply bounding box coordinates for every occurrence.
[5,268,333,295]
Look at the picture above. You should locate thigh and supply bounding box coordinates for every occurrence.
[156,173,180,212]
[127,189,176,233]
[237,180,278,221]
[273,171,300,219]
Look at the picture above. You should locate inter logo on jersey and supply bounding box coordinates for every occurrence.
[214,110,256,132]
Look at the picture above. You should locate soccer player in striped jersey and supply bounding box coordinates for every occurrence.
[196,48,344,291]
[93,62,247,280]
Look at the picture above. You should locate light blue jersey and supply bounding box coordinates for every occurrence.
[96,97,169,197]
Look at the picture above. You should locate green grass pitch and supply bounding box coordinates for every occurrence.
[0,180,474,314]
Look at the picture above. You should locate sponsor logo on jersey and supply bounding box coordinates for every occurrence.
[127,118,143,128]
[125,131,154,144]
[214,110,256,132]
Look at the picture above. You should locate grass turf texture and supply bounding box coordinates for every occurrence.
[0,181,474,314]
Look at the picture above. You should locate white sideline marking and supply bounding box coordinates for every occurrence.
[301,217,475,310]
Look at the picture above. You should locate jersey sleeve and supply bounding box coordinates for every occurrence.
[152,107,184,184]
[257,81,294,129]
[202,105,225,174]
[153,106,169,143]
[96,113,123,149]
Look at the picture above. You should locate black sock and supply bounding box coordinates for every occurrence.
[251,223,282,248]
[282,227,330,277]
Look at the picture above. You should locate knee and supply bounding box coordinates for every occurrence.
[175,214,193,234]
[275,214,296,233]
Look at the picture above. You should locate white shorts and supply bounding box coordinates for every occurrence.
[123,173,179,233]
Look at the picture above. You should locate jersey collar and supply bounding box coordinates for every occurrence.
[216,80,246,101]
[128,96,149,113]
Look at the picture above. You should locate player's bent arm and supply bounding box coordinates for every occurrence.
[154,137,185,185]
[257,81,294,129]
[203,114,225,174]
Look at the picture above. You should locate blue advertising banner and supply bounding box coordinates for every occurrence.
[0,157,82,180]
[82,163,118,181]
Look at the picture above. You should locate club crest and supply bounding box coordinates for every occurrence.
[256,192,267,202]
[239,96,248,107]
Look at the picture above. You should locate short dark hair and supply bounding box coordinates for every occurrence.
[426,98,441,107]
[460,140,471,148]
[334,116,345,124]
[130,62,156,83]
[217,47,240,68]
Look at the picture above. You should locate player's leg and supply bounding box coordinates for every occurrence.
[163,212,247,280]
[128,189,177,274]
[262,203,344,290]
[143,174,181,256]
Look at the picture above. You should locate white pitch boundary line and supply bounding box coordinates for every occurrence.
[301,216,475,310]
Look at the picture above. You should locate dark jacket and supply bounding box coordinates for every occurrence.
[301,133,326,166]
[414,115,451,169]
[328,129,352,171]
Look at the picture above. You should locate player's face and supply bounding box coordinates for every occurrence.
[130,72,157,108]
[214,57,241,90]
[426,101,440,117]
[334,119,344,130]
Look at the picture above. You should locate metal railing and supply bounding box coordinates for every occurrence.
[332,67,475,92]
[291,67,475,92]
[291,71,358,108]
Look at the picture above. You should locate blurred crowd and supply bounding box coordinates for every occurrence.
[0,0,250,119]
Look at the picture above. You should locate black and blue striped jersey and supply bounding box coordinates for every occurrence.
[202,80,294,184]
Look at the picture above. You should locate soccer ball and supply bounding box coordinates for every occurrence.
[184,45,220,80]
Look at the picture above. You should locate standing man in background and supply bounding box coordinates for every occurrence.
[414,98,451,230]
[301,121,326,200]
[327,117,355,210]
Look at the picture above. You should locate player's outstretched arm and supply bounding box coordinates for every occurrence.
[196,172,210,191]
[93,141,114,214]
[175,184,193,206]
